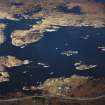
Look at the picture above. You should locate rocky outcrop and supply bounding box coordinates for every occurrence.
[11,30,43,47]
[7,0,105,47]
[43,75,105,97]
[0,71,10,83]
[0,65,10,83]
[0,55,30,68]
[0,24,6,45]
[74,61,97,70]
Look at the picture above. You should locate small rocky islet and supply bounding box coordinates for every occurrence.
[0,55,30,83]
[0,65,9,83]
[0,23,6,45]
[0,0,105,105]
[0,55,30,68]
[74,61,97,71]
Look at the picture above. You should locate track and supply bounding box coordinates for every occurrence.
[0,94,105,102]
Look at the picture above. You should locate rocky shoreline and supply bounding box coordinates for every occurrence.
[0,55,31,83]
[11,29,43,47]
[0,55,30,68]
[42,75,105,98]
[0,1,105,105]
[0,75,105,105]
[0,0,104,47]
[0,24,6,45]
[1,75,103,99]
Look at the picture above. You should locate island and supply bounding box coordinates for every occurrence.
[0,23,6,45]
[0,71,10,83]
[0,55,31,68]
[74,61,97,70]
[61,50,78,56]
[0,65,10,83]
[11,29,43,47]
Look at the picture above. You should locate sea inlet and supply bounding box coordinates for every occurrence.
[0,18,105,94]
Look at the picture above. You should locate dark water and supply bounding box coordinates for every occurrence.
[56,4,82,14]
[0,18,105,93]
[95,0,105,3]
